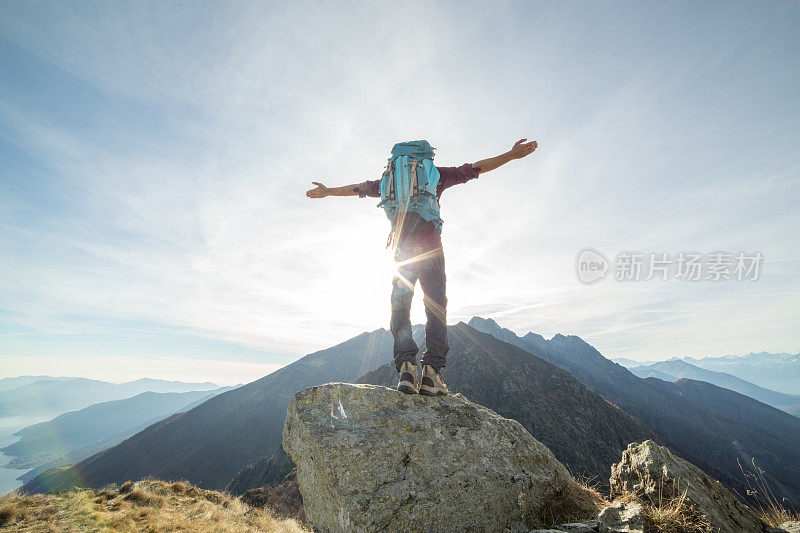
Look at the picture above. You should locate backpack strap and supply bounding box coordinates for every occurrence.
[387,163,395,200]
[376,163,395,208]
[409,159,419,197]
[413,160,437,200]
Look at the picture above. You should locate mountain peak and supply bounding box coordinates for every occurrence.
[523,331,546,342]
[550,333,592,348]
[467,316,501,329]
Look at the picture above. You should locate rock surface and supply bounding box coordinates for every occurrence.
[610,440,764,533]
[282,382,579,532]
[597,500,645,532]
[532,522,600,532]
[356,323,658,491]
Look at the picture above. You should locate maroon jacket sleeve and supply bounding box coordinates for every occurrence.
[355,179,381,198]
[435,163,480,197]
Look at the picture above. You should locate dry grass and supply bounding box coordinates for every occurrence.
[0,479,309,532]
[738,458,799,527]
[536,477,607,527]
[600,479,710,533]
[640,483,712,533]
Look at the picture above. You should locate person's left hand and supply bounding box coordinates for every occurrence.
[509,138,538,159]
[306,182,329,198]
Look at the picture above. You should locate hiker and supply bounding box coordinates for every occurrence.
[306,139,537,395]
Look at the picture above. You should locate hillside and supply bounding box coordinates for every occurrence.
[646,377,800,504]
[0,479,305,532]
[226,446,294,496]
[468,317,800,506]
[22,329,394,493]
[629,359,800,415]
[3,388,234,479]
[357,322,658,486]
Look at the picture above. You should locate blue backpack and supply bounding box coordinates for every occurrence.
[377,140,443,232]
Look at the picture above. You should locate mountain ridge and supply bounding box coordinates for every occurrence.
[22,329,395,493]
[467,316,800,506]
[0,377,220,418]
[612,351,800,395]
[3,387,235,480]
[629,359,800,415]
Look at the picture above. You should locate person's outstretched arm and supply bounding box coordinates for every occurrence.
[471,138,538,174]
[307,177,380,198]
[306,182,360,198]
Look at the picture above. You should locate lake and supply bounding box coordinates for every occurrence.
[0,415,51,495]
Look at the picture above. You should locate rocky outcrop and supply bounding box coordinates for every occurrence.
[610,440,765,532]
[356,323,658,492]
[282,382,594,532]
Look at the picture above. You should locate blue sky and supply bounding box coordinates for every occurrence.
[1,1,798,384]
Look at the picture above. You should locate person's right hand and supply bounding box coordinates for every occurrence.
[509,138,538,160]
[306,182,329,198]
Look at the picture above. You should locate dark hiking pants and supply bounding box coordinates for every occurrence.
[390,246,449,372]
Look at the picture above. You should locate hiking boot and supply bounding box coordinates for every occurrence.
[419,364,449,396]
[397,360,418,394]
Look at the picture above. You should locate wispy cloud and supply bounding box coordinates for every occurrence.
[1,1,799,382]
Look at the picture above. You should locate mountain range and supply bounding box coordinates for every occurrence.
[0,377,219,418]
[467,317,800,506]
[612,352,799,395]
[21,318,800,508]
[22,329,395,493]
[680,352,800,395]
[3,387,235,483]
[628,359,800,416]
[22,324,655,495]
[0,376,77,392]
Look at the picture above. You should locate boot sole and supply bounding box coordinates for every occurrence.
[419,386,447,396]
[398,383,417,395]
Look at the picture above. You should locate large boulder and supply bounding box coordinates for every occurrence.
[283,382,588,532]
[610,440,765,533]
